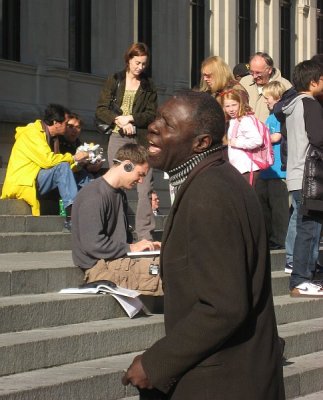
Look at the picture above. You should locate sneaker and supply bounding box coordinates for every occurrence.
[290,282,323,297]
[62,220,72,233]
[284,262,293,274]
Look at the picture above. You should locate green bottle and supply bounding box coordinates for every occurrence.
[59,199,66,217]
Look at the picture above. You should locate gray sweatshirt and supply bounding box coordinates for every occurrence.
[72,177,130,269]
[283,94,323,191]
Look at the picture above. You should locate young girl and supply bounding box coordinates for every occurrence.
[220,89,263,185]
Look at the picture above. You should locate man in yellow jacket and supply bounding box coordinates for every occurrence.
[1,104,88,231]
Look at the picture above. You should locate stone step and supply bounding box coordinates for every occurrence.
[274,295,323,325]
[0,250,289,297]
[0,351,142,400]
[284,350,323,399]
[0,291,322,335]
[0,251,82,297]
[0,232,71,253]
[272,271,289,296]
[270,249,287,271]
[0,285,165,333]
[0,250,304,297]
[0,308,322,378]
[0,215,65,232]
[0,315,165,377]
[0,348,322,399]
[293,392,323,400]
[0,293,129,334]
[277,317,323,359]
[0,214,167,233]
[0,227,164,254]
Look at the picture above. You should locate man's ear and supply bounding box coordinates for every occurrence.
[193,134,213,153]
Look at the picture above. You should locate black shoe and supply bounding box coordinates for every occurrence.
[269,241,284,250]
[63,220,72,233]
[316,263,323,274]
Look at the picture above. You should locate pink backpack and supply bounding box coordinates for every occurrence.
[246,115,274,170]
[231,114,274,185]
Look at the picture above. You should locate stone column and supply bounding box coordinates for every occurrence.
[295,0,317,63]
[152,0,190,102]
[92,0,135,77]
[20,0,69,68]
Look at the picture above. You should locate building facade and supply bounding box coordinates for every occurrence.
[0,0,322,164]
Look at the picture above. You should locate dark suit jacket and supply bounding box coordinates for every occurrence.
[142,150,285,400]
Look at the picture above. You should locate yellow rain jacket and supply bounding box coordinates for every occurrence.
[1,120,75,215]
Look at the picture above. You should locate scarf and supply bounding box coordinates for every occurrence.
[168,146,222,195]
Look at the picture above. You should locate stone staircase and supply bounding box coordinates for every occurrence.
[0,169,323,399]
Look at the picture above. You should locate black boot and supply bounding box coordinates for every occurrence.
[63,205,72,232]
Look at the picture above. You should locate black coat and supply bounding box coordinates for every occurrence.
[141,151,285,400]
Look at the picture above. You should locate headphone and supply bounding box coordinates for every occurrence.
[113,158,134,172]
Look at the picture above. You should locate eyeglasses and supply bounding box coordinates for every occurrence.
[67,124,81,130]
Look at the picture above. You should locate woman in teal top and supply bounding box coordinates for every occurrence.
[96,42,158,241]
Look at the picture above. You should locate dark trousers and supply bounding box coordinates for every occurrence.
[255,178,289,247]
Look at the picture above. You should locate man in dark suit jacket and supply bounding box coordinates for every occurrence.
[122,91,285,400]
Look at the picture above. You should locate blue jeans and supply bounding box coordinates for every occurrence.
[37,162,78,209]
[285,195,297,265]
[290,190,322,289]
[74,169,94,190]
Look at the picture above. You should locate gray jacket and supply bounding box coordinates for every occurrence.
[283,94,313,191]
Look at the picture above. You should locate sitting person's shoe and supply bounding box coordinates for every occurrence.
[63,220,72,233]
[284,262,293,274]
[269,240,284,250]
[316,263,323,274]
[290,282,323,297]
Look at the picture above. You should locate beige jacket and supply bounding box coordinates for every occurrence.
[240,68,292,123]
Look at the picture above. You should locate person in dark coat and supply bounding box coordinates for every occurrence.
[122,91,285,400]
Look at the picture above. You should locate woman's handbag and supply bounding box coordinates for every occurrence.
[84,257,163,296]
[95,80,122,134]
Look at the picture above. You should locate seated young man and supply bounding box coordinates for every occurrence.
[72,143,160,285]
[1,104,88,230]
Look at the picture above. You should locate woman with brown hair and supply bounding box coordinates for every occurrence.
[96,42,158,241]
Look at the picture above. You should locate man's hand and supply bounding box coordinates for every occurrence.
[86,160,104,173]
[74,151,89,162]
[130,240,160,252]
[122,355,153,389]
[152,241,161,250]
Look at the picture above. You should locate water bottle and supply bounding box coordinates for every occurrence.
[59,199,66,217]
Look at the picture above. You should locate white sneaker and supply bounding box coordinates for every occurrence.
[290,282,323,297]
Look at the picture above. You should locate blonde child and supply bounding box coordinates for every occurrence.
[220,89,263,185]
[256,81,289,251]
